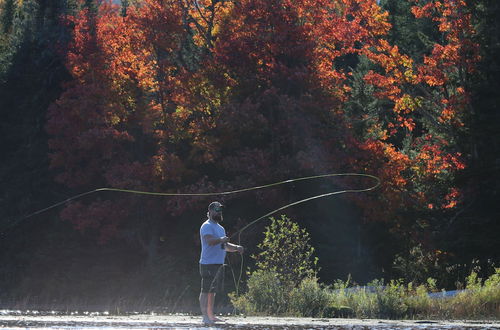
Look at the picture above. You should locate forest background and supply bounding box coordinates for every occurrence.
[0,0,499,312]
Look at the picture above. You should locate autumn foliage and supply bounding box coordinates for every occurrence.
[353,0,478,229]
[46,0,478,254]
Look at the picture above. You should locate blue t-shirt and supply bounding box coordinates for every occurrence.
[199,219,226,265]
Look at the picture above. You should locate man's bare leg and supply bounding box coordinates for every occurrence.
[199,292,211,323]
[207,293,215,319]
[207,293,225,322]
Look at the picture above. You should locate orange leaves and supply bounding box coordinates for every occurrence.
[364,71,401,100]
[362,39,418,113]
[415,144,460,176]
[309,0,392,96]
[211,0,395,100]
[359,0,477,155]
[442,187,461,209]
[411,0,479,72]
[370,39,417,79]
[48,0,188,191]
[47,0,482,245]
[410,2,435,19]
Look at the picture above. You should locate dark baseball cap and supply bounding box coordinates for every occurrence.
[208,201,224,212]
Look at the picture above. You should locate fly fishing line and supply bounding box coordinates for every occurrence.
[6,172,380,299]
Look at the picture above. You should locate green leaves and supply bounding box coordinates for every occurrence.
[252,215,318,288]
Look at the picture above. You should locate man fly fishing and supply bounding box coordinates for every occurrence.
[199,201,244,325]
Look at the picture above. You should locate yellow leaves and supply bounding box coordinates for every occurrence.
[186,0,234,48]
[106,111,122,126]
[364,39,417,88]
[187,72,232,115]
[366,122,389,141]
[394,94,421,116]
[403,69,417,82]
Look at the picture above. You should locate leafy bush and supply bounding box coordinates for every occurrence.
[232,268,500,319]
[290,277,331,317]
[328,269,500,319]
[450,268,500,318]
[231,214,500,319]
[376,279,408,318]
[404,281,435,317]
[230,270,287,315]
[231,215,322,316]
[252,215,318,288]
[393,244,449,285]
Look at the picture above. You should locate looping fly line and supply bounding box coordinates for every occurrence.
[10,172,381,297]
[20,173,381,227]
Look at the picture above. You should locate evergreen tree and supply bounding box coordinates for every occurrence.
[449,0,500,263]
[120,0,129,17]
[0,0,15,34]
[381,0,438,60]
[0,0,74,235]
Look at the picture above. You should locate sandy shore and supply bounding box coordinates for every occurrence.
[0,314,499,329]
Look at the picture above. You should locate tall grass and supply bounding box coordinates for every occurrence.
[231,268,500,319]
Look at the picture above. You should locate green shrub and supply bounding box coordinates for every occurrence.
[231,214,500,319]
[450,268,500,318]
[376,279,408,318]
[231,274,332,317]
[393,245,430,283]
[252,215,318,288]
[230,270,287,315]
[404,282,435,317]
[232,269,500,319]
[231,215,321,316]
[331,278,433,319]
[290,277,331,317]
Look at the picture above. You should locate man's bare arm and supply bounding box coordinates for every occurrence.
[224,242,244,253]
[203,234,229,246]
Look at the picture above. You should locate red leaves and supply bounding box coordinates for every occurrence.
[61,199,128,244]
[46,0,478,245]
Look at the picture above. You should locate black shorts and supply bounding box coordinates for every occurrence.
[200,263,223,293]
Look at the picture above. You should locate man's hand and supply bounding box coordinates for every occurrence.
[236,245,244,254]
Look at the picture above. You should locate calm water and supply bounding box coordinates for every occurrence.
[0,310,496,329]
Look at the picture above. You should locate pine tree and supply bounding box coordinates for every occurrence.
[120,0,129,16]
[0,0,15,33]
[447,0,500,263]
[381,0,438,60]
[0,0,74,229]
